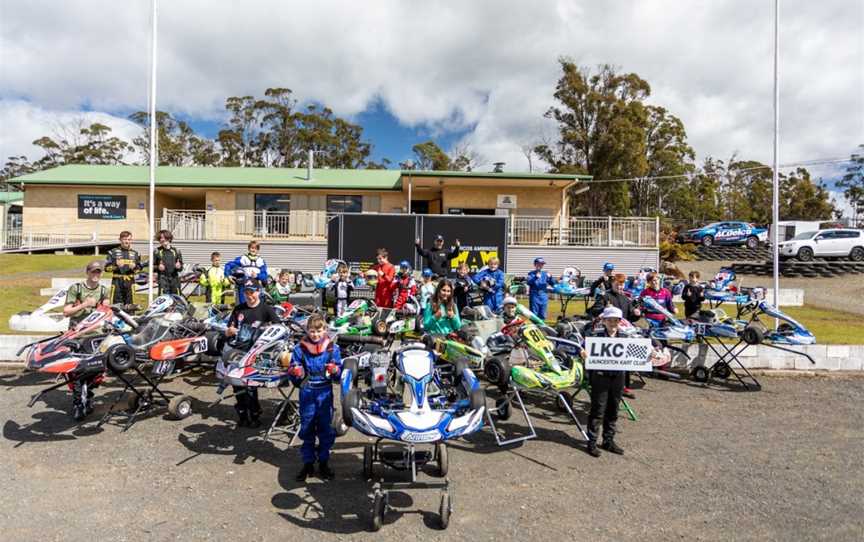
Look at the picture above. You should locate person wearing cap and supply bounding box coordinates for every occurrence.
[501,296,519,324]
[415,234,461,278]
[590,262,616,299]
[224,280,281,427]
[62,261,111,420]
[419,268,436,309]
[601,273,642,399]
[526,257,556,321]
[584,306,627,457]
[393,260,418,310]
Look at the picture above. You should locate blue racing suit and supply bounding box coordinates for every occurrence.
[473,267,505,313]
[526,269,555,321]
[224,253,268,304]
[290,338,342,464]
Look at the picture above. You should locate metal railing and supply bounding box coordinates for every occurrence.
[509,216,658,247]
[1,228,111,252]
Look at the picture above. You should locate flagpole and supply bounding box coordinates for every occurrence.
[771,0,780,312]
[147,0,158,304]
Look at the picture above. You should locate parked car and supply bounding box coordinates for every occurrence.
[677,221,768,248]
[778,229,864,261]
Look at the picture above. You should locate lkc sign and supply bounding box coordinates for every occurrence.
[584,337,653,372]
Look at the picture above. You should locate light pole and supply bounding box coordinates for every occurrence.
[147,0,159,304]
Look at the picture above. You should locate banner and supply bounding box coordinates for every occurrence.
[584,336,653,372]
[421,215,507,273]
[78,194,127,220]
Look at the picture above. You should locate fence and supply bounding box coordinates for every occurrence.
[1,228,113,252]
[509,216,658,247]
[159,210,332,241]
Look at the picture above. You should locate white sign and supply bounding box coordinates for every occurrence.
[496,194,517,209]
[585,337,653,372]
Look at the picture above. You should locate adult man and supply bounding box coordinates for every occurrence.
[104,231,142,305]
[590,262,616,298]
[62,261,110,420]
[224,281,281,427]
[584,306,627,458]
[415,234,460,278]
[224,240,269,305]
[526,257,556,320]
[152,230,183,295]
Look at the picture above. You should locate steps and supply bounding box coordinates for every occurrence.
[732,261,864,278]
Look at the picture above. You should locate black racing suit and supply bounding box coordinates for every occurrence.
[585,326,626,445]
[588,275,614,316]
[226,301,281,422]
[681,283,705,318]
[153,246,183,295]
[452,275,474,313]
[105,247,142,305]
[415,243,460,278]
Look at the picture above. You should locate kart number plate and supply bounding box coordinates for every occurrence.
[401,430,441,443]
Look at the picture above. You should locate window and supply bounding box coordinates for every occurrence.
[255,194,291,213]
[327,195,362,213]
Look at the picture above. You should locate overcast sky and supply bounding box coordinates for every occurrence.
[1,0,861,184]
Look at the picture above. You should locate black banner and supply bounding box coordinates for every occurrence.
[78,194,127,220]
[328,214,507,273]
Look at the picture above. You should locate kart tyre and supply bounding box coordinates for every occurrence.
[690,366,710,383]
[556,391,575,414]
[373,319,388,337]
[742,325,764,345]
[125,391,141,412]
[342,389,360,427]
[495,397,512,421]
[470,387,486,411]
[168,394,193,420]
[797,247,814,262]
[363,444,374,479]
[849,247,864,262]
[484,357,510,388]
[701,235,714,247]
[713,363,732,380]
[435,442,449,477]
[342,357,359,387]
[331,408,349,437]
[439,491,451,530]
[107,344,137,373]
[371,490,385,532]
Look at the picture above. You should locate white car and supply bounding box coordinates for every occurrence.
[778,229,864,261]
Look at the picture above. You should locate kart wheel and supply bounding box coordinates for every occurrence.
[484,358,510,388]
[746,236,759,249]
[331,408,349,437]
[435,443,449,477]
[342,357,359,386]
[168,394,193,420]
[371,490,385,532]
[690,366,710,383]
[556,391,575,414]
[850,247,864,262]
[363,444,374,479]
[797,247,814,262]
[107,344,136,373]
[741,325,764,345]
[342,389,359,427]
[713,363,732,380]
[373,319,388,336]
[125,391,141,412]
[439,491,451,530]
[701,235,714,247]
[495,397,512,421]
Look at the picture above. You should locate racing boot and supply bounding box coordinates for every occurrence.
[601,440,624,455]
[586,441,601,458]
[248,413,262,429]
[295,463,315,482]
[236,411,251,428]
[318,461,334,481]
[71,381,87,421]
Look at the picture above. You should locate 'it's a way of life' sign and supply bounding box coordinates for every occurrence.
[584,337,653,372]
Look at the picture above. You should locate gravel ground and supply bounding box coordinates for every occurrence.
[1,368,862,542]
[683,260,864,316]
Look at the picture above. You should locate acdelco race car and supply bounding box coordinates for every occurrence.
[677,221,767,248]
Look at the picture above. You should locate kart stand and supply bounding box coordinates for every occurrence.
[556,293,590,319]
[484,387,537,446]
[97,363,192,431]
[363,439,452,531]
[27,372,87,408]
[691,336,814,391]
[263,386,300,445]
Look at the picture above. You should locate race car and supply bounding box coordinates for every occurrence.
[677,221,767,248]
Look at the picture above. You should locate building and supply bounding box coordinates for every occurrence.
[6,164,659,273]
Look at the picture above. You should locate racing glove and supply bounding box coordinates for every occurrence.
[325,363,340,378]
[288,365,304,379]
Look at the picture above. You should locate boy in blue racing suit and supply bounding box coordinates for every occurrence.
[224,240,268,305]
[289,314,342,481]
[473,257,505,313]
[526,257,555,320]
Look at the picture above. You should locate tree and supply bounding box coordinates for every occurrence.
[129,111,216,166]
[0,156,36,189]
[837,145,864,223]
[411,140,451,170]
[779,167,835,221]
[27,120,133,168]
[449,142,484,172]
[535,61,656,216]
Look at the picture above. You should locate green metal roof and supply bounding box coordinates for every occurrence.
[14,165,404,190]
[401,170,590,181]
[0,191,23,204]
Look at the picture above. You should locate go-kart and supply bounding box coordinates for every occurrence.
[703,267,753,307]
[339,340,486,531]
[9,288,70,333]
[637,297,696,343]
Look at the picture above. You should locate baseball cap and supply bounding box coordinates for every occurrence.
[399,260,411,268]
[242,280,261,292]
[503,296,517,306]
[434,234,444,241]
[603,262,615,272]
[533,257,545,265]
[422,268,433,278]
[86,261,104,273]
[600,306,623,320]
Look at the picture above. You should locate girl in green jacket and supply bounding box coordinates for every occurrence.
[422,279,462,335]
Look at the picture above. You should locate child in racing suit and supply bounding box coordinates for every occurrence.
[473,257,505,313]
[526,257,555,321]
[289,314,342,481]
[393,260,418,310]
[328,263,353,317]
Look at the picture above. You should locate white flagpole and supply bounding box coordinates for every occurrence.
[147,0,158,304]
[771,0,780,313]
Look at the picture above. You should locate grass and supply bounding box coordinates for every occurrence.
[0,254,96,277]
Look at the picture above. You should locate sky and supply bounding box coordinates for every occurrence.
[0,0,861,204]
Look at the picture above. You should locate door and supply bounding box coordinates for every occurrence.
[411,200,429,214]
[813,231,840,256]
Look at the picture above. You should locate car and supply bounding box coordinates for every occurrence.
[677,221,768,248]
[778,229,864,262]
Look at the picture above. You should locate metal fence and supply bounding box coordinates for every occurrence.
[509,216,658,247]
[1,228,109,252]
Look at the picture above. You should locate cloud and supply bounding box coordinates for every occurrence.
[0,0,861,171]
